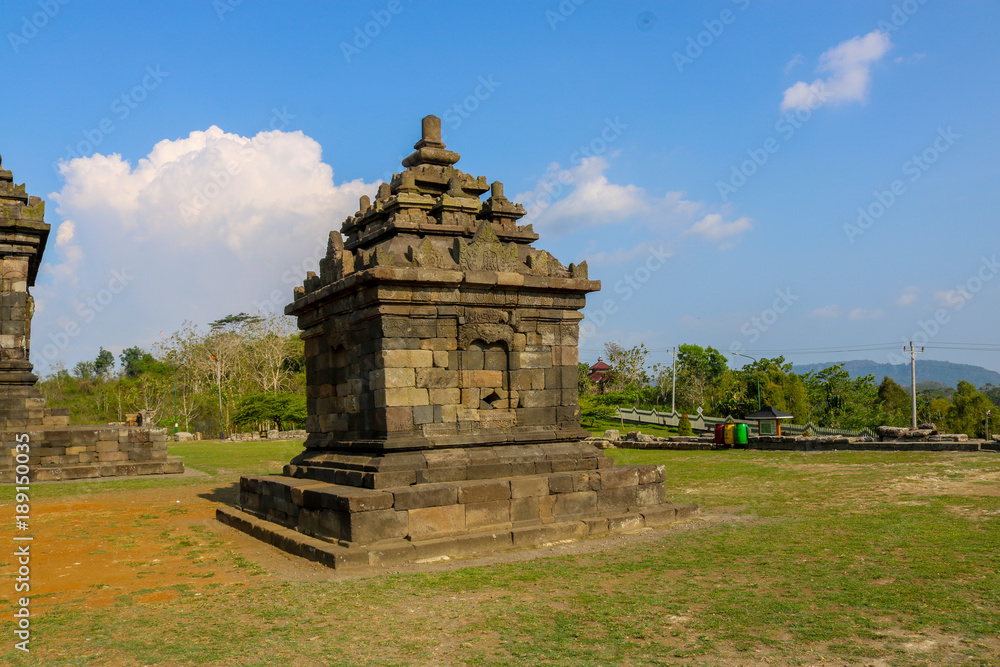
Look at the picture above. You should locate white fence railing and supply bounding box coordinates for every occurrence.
[614,407,876,439]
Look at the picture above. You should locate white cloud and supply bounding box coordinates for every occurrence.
[34,126,375,370]
[584,242,672,267]
[683,213,753,243]
[849,307,884,321]
[935,289,965,309]
[515,156,752,252]
[781,30,892,111]
[894,52,925,65]
[812,304,841,318]
[896,286,918,306]
[784,53,804,73]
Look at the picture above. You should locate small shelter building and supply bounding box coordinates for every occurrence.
[745,406,794,436]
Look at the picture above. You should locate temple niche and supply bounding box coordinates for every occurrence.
[218,116,695,568]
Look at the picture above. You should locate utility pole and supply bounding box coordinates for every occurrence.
[671,346,677,415]
[732,352,762,411]
[904,341,924,428]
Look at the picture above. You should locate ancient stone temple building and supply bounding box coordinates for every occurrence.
[218,117,694,568]
[0,153,52,428]
[0,154,181,482]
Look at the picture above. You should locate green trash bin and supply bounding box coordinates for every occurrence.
[734,423,749,446]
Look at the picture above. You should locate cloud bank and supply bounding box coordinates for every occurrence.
[34,127,375,370]
[781,30,892,111]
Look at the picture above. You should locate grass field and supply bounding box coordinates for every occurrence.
[2,440,999,666]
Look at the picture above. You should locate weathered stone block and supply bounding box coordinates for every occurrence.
[379,349,434,369]
[392,483,459,510]
[465,499,510,529]
[457,479,511,504]
[552,491,597,517]
[600,467,640,489]
[510,476,549,498]
[407,504,467,539]
[348,509,408,543]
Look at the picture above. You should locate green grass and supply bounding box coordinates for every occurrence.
[28,440,306,500]
[4,445,1000,665]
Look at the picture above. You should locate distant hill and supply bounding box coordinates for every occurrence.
[791,359,1000,389]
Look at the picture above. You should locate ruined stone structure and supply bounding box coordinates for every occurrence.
[0,154,182,482]
[218,117,694,568]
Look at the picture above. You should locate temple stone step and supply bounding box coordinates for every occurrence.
[216,500,697,571]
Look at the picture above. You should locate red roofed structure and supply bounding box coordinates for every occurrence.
[588,358,611,384]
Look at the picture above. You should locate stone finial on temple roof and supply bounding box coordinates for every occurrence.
[402,115,460,168]
[414,115,445,149]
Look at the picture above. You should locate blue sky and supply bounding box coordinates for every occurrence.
[3,0,999,377]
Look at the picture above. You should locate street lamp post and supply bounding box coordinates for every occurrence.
[732,352,762,411]
[211,354,225,440]
[172,362,184,436]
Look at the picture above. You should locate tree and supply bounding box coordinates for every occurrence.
[577,362,592,396]
[877,377,911,426]
[982,383,1000,409]
[232,392,307,431]
[602,341,650,392]
[93,347,114,378]
[73,361,96,380]
[677,413,693,436]
[650,362,674,408]
[803,364,881,429]
[944,381,993,437]
[118,346,166,378]
[675,344,727,413]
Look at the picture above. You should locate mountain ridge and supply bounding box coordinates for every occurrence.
[791,359,1000,388]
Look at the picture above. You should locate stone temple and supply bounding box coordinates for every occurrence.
[0,154,181,482]
[218,116,695,568]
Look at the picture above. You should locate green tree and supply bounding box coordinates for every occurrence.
[73,361,96,380]
[803,364,881,429]
[675,344,727,412]
[981,383,1000,408]
[602,341,650,392]
[944,381,993,437]
[577,362,592,396]
[677,412,693,436]
[93,347,114,377]
[232,392,307,431]
[877,376,911,426]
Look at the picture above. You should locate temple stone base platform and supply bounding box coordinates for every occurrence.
[217,441,696,570]
[0,424,184,483]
